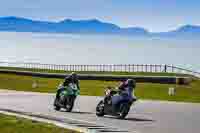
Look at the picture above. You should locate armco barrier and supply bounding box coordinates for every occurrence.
[1,62,200,78]
[0,69,191,85]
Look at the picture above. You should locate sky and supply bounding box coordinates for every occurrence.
[0,0,200,32]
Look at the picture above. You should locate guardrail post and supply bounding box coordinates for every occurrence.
[172,65,174,73]
[160,65,162,72]
[81,65,83,71]
[164,65,167,72]
[132,64,134,72]
[135,64,137,72]
[145,64,148,72]
[83,65,85,72]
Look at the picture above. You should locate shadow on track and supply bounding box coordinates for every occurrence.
[104,116,155,122]
[60,110,93,114]
[124,117,155,122]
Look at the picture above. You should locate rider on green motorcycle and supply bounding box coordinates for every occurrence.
[56,72,80,100]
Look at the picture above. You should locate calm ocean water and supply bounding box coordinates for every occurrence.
[0,32,199,72]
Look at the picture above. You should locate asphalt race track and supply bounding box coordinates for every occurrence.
[0,90,200,133]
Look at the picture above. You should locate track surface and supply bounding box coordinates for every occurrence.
[0,90,200,133]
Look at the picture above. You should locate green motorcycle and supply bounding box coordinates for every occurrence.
[54,83,80,112]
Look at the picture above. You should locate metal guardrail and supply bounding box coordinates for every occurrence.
[0,61,199,78]
[166,65,200,78]
[0,69,191,85]
[0,61,168,72]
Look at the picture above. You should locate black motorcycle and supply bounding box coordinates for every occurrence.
[96,88,135,119]
[54,83,79,112]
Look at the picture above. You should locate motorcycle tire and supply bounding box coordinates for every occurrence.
[65,96,75,112]
[118,103,130,119]
[54,98,61,111]
[96,100,105,117]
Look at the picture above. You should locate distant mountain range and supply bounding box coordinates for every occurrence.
[0,16,200,38]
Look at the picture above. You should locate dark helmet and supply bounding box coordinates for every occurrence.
[126,79,136,88]
[70,72,78,79]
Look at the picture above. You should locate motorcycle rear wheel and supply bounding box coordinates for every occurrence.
[117,103,130,119]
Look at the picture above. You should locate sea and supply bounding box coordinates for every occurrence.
[0,32,199,72]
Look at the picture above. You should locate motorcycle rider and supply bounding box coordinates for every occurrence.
[119,79,136,99]
[105,79,137,106]
[55,72,80,100]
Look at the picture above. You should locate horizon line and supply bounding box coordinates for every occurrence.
[0,16,200,33]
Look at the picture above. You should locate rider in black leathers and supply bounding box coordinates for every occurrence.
[56,72,80,100]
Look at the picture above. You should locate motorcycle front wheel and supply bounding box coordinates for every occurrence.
[65,96,75,112]
[54,98,61,111]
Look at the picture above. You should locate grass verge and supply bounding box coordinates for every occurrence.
[0,113,80,133]
[0,73,200,103]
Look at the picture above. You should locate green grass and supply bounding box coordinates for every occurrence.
[0,113,80,133]
[0,66,188,77]
[0,73,200,103]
